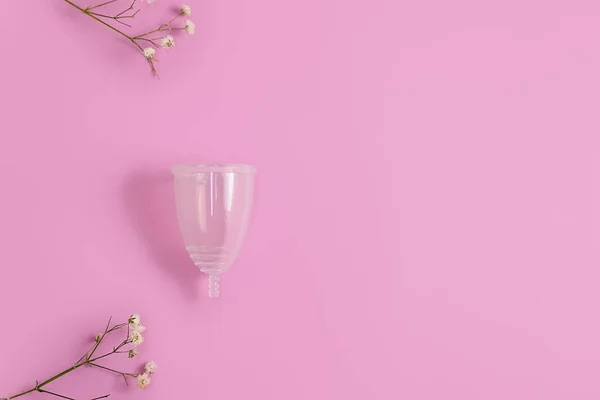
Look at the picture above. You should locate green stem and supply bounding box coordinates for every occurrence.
[4,388,36,400]
[4,363,85,400]
[38,364,83,387]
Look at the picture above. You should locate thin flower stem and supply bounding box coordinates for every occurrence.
[86,0,118,11]
[88,363,136,376]
[3,388,36,399]
[65,1,132,37]
[75,321,124,366]
[88,321,131,363]
[133,28,165,38]
[63,0,143,51]
[88,11,140,20]
[115,0,137,17]
[136,37,161,47]
[90,395,111,400]
[134,14,183,38]
[62,0,183,76]
[88,4,140,28]
[86,316,112,361]
[167,14,183,25]
[2,317,135,400]
[88,350,117,363]
[37,390,76,400]
[75,343,95,365]
[106,323,127,334]
[37,364,84,388]
[3,363,85,400]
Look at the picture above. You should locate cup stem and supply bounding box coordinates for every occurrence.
[207,273,220,298]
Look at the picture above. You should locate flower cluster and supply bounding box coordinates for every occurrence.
[128,313,146,346]
[137,361,159,389]
[64,0,196,76]
[1,314,158,400]
[127,314,158,389]
[139,3,196,71]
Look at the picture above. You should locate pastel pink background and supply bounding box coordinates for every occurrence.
[1,0,600,398]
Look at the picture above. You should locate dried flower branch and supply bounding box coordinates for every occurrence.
[1,314,158,400]
[63,0,195,77]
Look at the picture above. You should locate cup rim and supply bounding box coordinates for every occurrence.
[172,163,257,175]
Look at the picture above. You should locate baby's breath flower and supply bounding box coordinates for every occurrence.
[181,4,191,15]
[145,361,158,374]
[184,20,195,35]
[161,35,175,48]
[128,349,138,358]
[136,373,151,389]
[131,322,146,333]
[143,47,155,59]
[128,313,146,333]
[94,333,103,343]
[129,330,144,347]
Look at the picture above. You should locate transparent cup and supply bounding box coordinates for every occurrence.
[172,164,256,297]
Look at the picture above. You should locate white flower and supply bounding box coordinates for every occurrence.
[145,361,158,374]
[143,47,155,59]
[184,20,195,35]
[147,0,157,3]
[161,35,175,48]
[129,330,144,346]
[130,322,146,333]
[129,314,141,325]
[128,349,138,358]
[181,4,191,15]
[128,314,146,333]
[136,373,151,389]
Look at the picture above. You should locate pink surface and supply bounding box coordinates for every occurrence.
[1,0,600,398]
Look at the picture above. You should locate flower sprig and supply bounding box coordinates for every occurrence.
[1,314,158,400]
[63,0,195,77]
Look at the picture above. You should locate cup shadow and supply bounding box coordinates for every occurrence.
[121,170,200,301]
